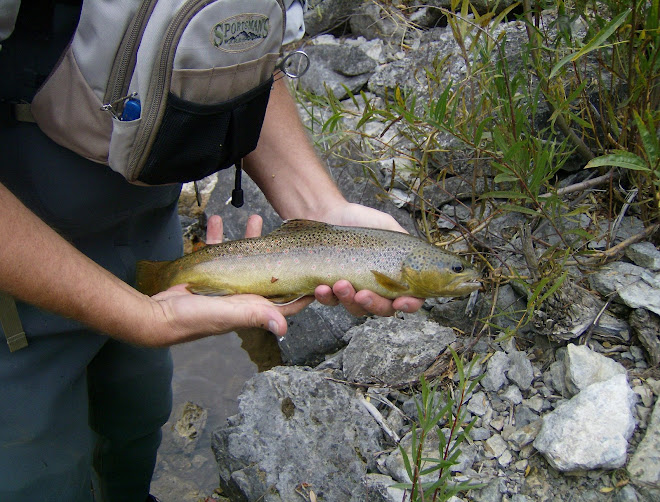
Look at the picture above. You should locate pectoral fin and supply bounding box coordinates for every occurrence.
[371,270,408,293]
[267,294,306,305]
[186,283,232,296]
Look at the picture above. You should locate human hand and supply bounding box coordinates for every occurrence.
[313,202,426,317]
[143,214,312,346]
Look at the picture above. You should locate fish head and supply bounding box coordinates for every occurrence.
[401,247,481,298]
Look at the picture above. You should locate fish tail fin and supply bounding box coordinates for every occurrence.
[135,260,171,296]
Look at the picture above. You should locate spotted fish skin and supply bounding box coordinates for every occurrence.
[136,220,481,302]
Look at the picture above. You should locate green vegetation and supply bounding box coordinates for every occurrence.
[393,350,484,501]
[296,0,659,334]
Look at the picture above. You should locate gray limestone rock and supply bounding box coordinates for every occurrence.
[563,343,627,396]
[507,351,534,391]
[342,317,456,386]
[625,242,660,270]
[481,351,511,392]
[628,394,660,490]
[349,2,409,42]
[364,473,407,502]
[533,374,635,471]
[279,301,360,366]
[303,0,358,36]
[298,42,378,100]
[467,391,490,416]
[589,262,660,316]
[629,308,660,366]
[212,367,384,501]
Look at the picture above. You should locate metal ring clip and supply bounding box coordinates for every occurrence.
[274,50,310,81]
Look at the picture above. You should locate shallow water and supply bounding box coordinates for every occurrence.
[151,329,281,501]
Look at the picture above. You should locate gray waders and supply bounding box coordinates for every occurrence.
[0,2,185,492]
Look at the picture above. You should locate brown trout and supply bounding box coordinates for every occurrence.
[136,220,481,302]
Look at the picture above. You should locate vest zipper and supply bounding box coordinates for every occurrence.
[127,0,213,180]
[104,0,160,107]
[127,0,287,181]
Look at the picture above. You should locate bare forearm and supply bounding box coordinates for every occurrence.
[0,182,154,341]
[243,78,346,220]
[0,183,300,345]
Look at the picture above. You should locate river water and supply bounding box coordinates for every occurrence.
[151,329,281,501]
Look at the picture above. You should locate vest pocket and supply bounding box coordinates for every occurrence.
[137,76,272,185]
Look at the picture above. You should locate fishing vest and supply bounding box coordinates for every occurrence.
[0,0,306,351]
[1,0,305,185]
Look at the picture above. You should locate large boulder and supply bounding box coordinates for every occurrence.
[212,366,385,501]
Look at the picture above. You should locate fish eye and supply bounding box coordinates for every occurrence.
[452,263,464,273]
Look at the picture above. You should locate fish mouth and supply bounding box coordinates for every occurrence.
[457,280,482,293]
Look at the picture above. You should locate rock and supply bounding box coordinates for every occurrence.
[508,420,543,449]
[471,426,492,441]
[303,0,358,36]
[298,42,378,100]
[481,352,510,392]
[616,484,640,502]
[171,402,208,455]
[279,301,360,366]
[533,374,635,471]
[484,434,509,459]
[522,396,545,413]
[364,473,407,502]
[367,29,466,98]
[540,282,630,342]
[629,308,660,366]
[625,242,660,270]
[514,405,540,428]
[501,385,523,405]
[212,367,384,501]
[507,351,534,390]
[179,173,218,218]
[342,317,456,386]
[349,2,409,42]
[547,360,568,396]
[473,478,506,502]
[430,294,489,335]
[628,394,660,490]
[467,391,490,416]
[589,261,660,316]
[563,344,627,396]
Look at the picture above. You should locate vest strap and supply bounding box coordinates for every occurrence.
[0,292,28,352]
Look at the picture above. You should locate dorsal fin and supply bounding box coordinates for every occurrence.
[268,219,332,235]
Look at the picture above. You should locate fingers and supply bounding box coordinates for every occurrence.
[315,280,425,317]
[206,215,224,245]
[150,291,291,345]
[206,214,263,246]
[244,214,263,238]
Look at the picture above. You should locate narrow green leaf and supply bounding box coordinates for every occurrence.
[634,111,659,166]
[528,276,552,308]
[549,8,632,79]
[585,152,651,172]
[494,173,520,183]
[538,271,568,305]
[480,191,531,200]
[399,444,414,480]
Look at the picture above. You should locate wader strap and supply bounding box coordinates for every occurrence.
[0,101,36,124]
[0,292,28,352]
[13,103,36,122]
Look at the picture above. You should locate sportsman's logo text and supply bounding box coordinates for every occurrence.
[212,14,269,52]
